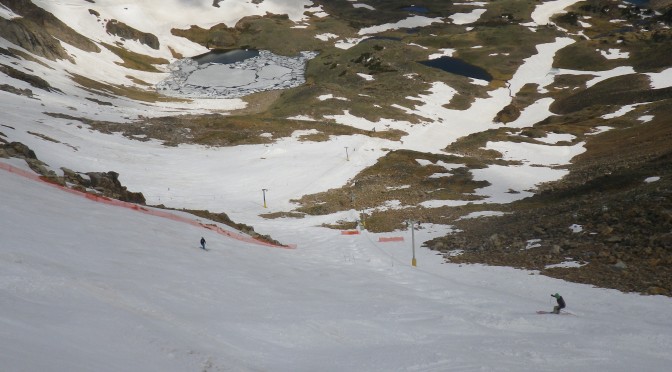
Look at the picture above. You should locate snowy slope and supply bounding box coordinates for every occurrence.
[31,0,317,58]
[3,156,672,371]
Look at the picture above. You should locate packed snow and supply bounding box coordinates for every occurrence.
[530,0,585,26]
[4,157,672,372]
[450,8,487,25]
[358,15,444,35]
[1,0,672,370]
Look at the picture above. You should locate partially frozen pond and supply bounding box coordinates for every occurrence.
[157,50,318,99]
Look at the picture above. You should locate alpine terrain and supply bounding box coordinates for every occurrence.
[1,0,671,371]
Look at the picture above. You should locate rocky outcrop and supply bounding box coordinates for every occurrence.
[427,149,672,296]
[494,103,521,124]
[105,20,160,50]
[0,141,36,159]
[63,169,146,204]
[0,0,100,61]
[0,63,58,92]
[0,17,72,61]
[1,141,145,204]
[0,83,33,98]
[0,141,55,176]
[171,24,239,49]
[181,208,285,247]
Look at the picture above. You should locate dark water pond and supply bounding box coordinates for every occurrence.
[623,0,649,5]
[420,56,493,82]
[401,6,429,13]
[362,36,402,43]
[192,49,259,65]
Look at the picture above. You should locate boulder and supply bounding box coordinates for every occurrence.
[646,286,669,296]
[1,142,36,159]
[613,260,628,270]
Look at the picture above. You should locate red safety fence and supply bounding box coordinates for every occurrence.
[1,162,293,249]
[379,236,404,242]
[341,230,360,235]
[0,161,42,181]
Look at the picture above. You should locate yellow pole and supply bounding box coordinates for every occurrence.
[410,219,417,267]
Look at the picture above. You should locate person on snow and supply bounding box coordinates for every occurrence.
[200,237,206,250]
[551,293,565,314]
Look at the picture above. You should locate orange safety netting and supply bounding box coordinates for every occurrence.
[378,237,404,242]
[1,162,293,249]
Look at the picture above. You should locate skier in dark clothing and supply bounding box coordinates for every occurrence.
[200,237,206,250]
[552,293,566,314]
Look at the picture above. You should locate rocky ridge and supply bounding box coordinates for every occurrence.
[428,128,672,296]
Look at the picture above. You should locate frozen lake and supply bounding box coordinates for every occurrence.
[157,50,318,99]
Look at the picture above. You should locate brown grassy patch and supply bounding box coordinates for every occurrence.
[289,150,493,231]
[101,42,168,72]
[70,73,186,103]
[84,112,405,147]
[550,74,672,115]
[260,211,306,219]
